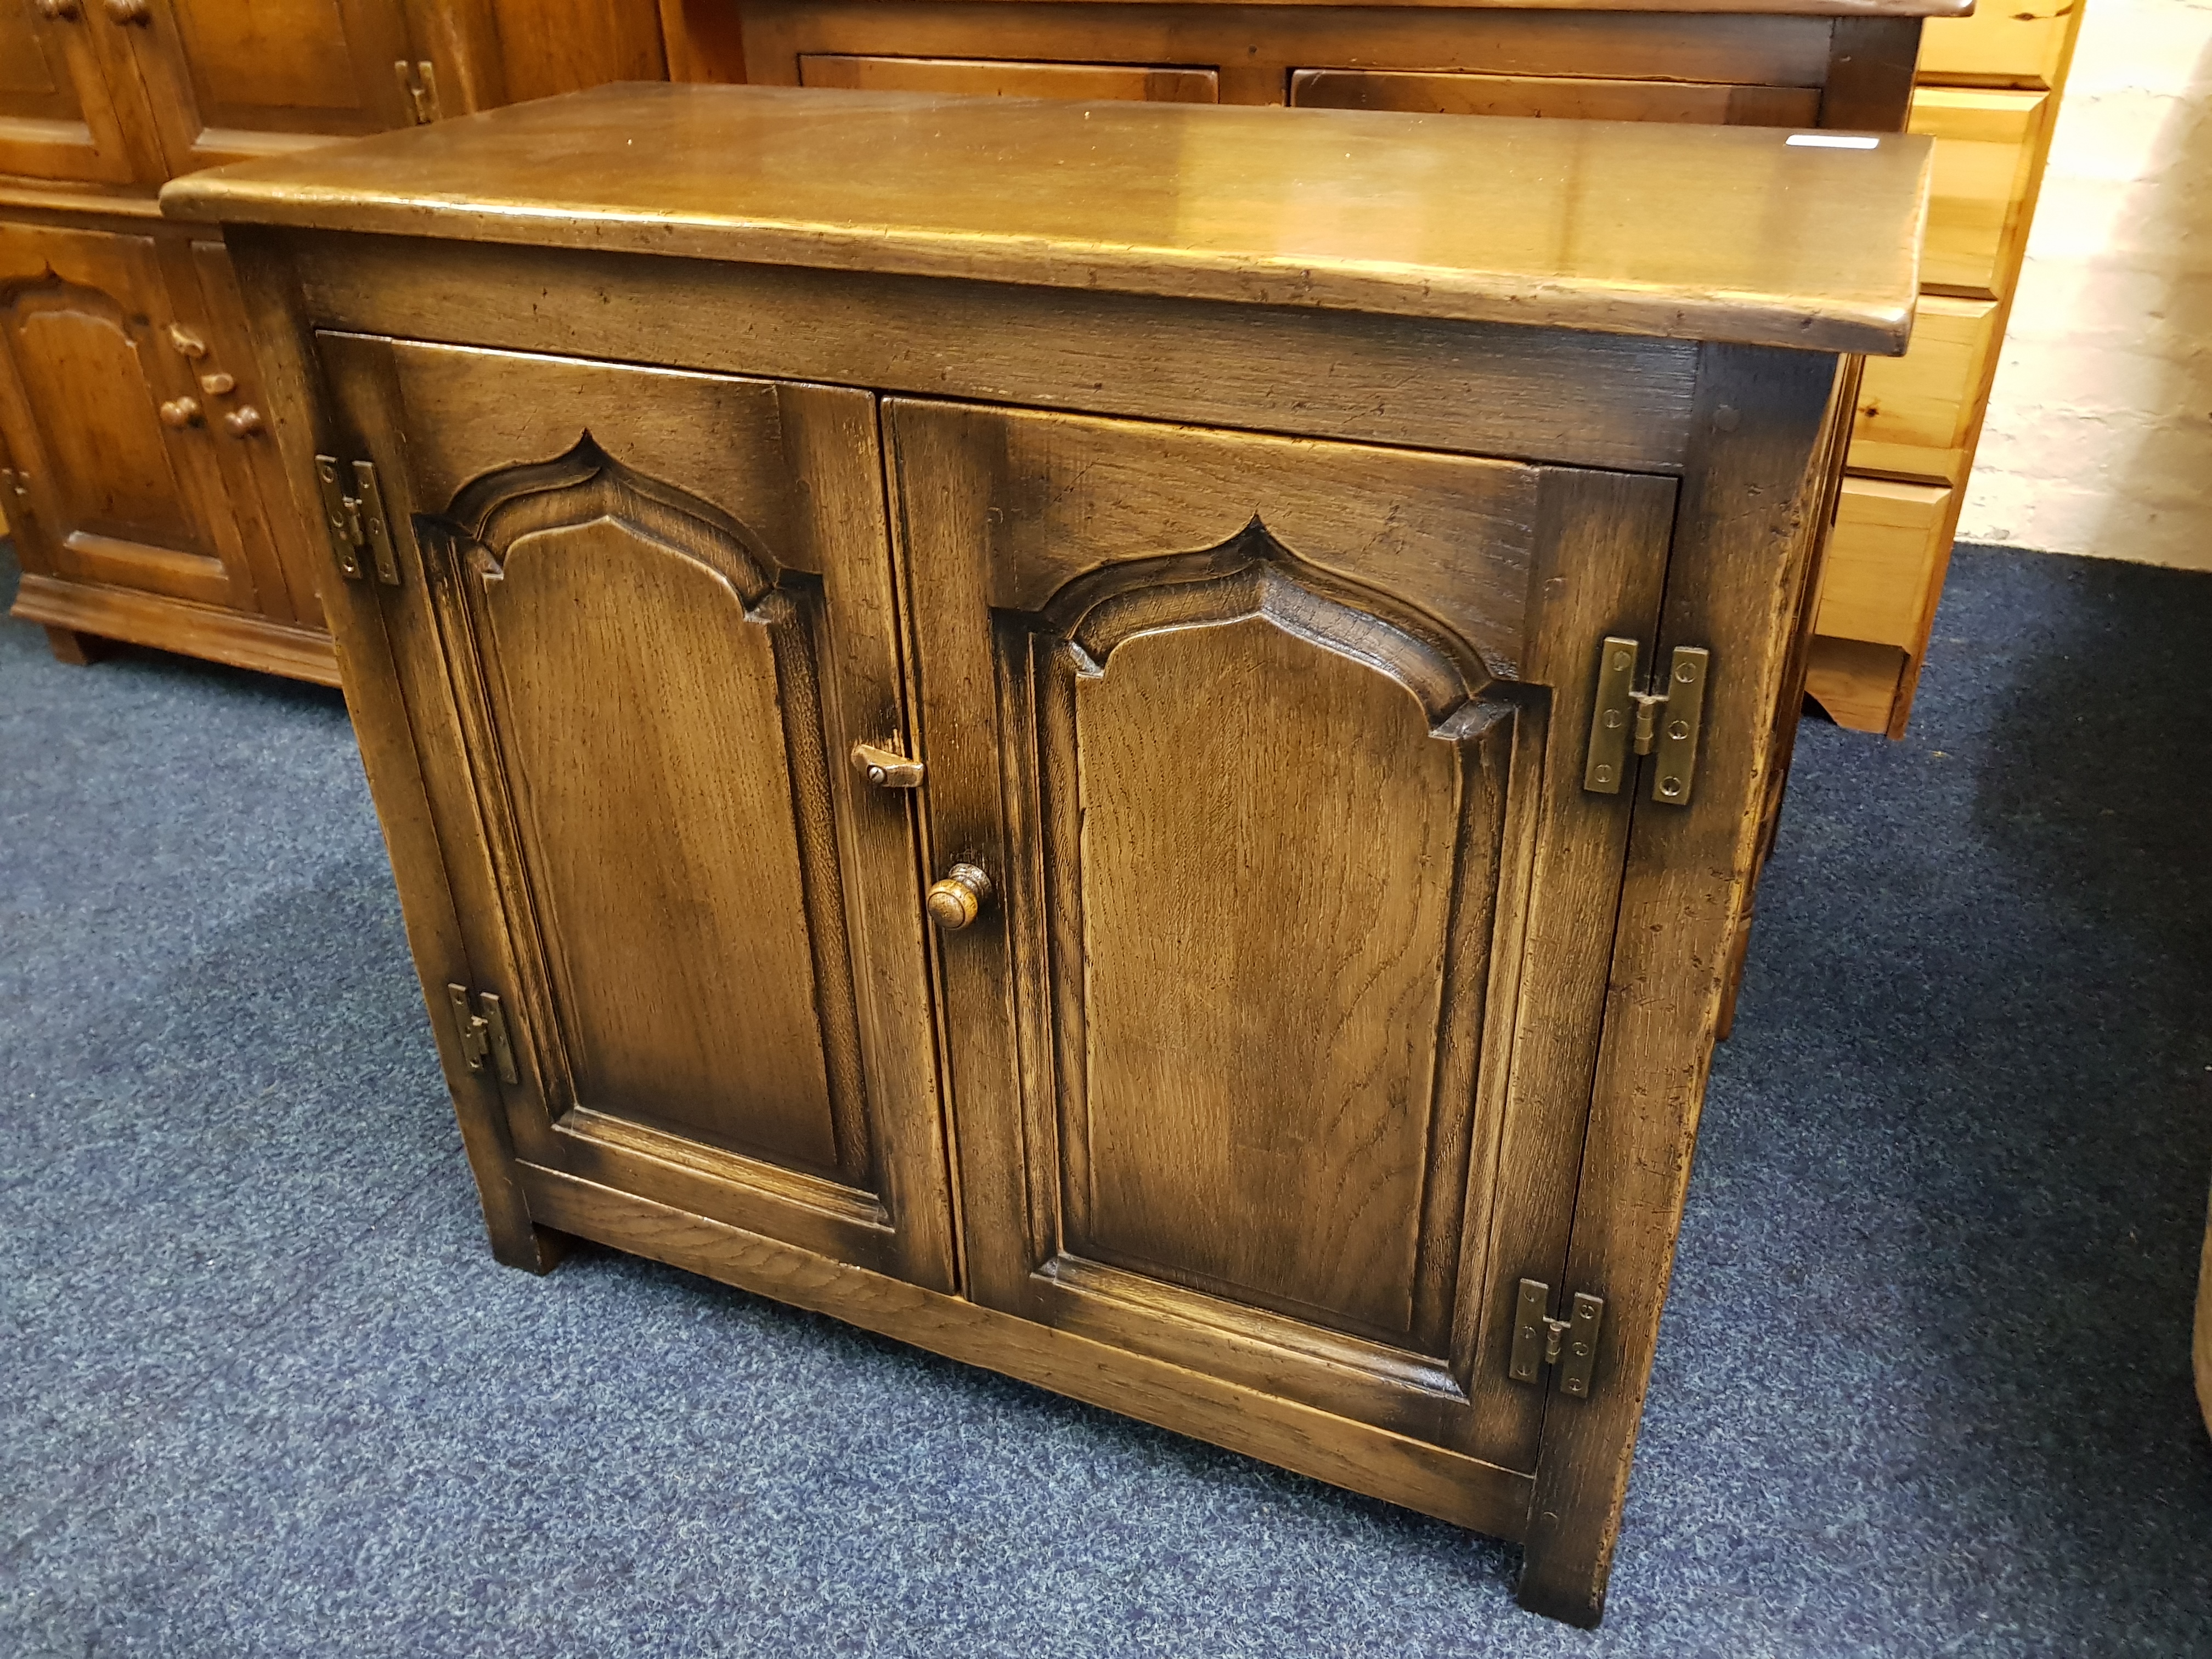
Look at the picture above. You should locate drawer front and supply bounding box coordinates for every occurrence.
[1847,295,2002,487]
[1289,67,1820,127]
[1912,87,2050,299]
[1916,4,2076,89]
[798,53,1218,102]
[1818,476,1955,651]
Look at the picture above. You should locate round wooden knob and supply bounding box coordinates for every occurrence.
[103,0,150,22]
[36,0,84,20]
[223,405,263,437]
[159,397,201,429]
[926,863,993,931]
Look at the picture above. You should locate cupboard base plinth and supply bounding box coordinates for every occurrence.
[12,573,339,687]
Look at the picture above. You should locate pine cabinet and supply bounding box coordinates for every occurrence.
[172,84,1931,1627]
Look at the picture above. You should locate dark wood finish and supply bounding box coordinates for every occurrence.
[1289,66,1821,123]
[1819,16,1924,128]
[178,83,1925,1627]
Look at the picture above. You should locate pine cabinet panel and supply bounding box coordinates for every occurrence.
[1847,293,2001,487]
[1910,86,2050,300]
[1915,3,2076,89]
[1816,475,1954,651]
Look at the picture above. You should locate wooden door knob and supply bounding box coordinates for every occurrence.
[223,405,263,437]
[103,0,150,22]
[159,397,201,429]
[926,864,993,930]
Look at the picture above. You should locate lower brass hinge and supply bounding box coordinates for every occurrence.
[315,455,399,586]
[394,59,442,124]
[1508,1278,1604,1400]
[446,984,518,1085]
[1582,635,1711,806]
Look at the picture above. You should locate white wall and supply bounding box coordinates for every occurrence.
[1959,0,2212,568]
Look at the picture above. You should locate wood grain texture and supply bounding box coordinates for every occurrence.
[522,1161,1539,1542]
[888,398,1676,1473]
[800,53,1219,100]
[1817,17,1921,130]
[1289,66,1820,125]
[1517,342,1840,1627]
[163,82,1934,354]
[8,568,340,683]
[0,0,160,185]
[277,232,1705,475]
[1847,292,2000,486]
[1803,633,1906,732]
[321,337,961,1291]
[1814,475,1953,651]
[1910,86,2050,300]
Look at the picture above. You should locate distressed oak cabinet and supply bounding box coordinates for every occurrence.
[167,85,1931,1625]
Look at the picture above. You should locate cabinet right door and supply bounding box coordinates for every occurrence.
[888,401,1678,1476]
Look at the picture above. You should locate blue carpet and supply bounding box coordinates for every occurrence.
[2,539,2209,1656]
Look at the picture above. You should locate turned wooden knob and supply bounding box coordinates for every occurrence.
[35,0,83,20]
[926,863,993,931]
[103,0,150,22]
[223,405,263,437]
[159,397,201,429]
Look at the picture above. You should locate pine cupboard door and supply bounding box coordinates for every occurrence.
[317,336,957,1290]
[0,0,157,184]
[123,0,417,175]
[888,401,1677,1474]
[0,219,258,612]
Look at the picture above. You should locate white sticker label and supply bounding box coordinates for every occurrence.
[1785,134,1881,150]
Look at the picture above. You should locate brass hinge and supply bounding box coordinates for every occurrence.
[0,466,30,520]
[1508,1278,1604,1399]
[315,455,399,585]
[445,984,518,1085]
[394,59,442,124]
[1582,635,1711,806]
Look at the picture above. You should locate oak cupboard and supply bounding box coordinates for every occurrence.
[167,83,1932,1626]
[0,0,664,681]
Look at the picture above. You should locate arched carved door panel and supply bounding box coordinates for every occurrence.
[315,335,956,1291]
[0,222,252,611]
[889,400,1678,1474]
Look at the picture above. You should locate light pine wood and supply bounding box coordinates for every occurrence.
[1848,293,2001,487]
[1916,0,2077,88]
[1815,476,1954,651]
[1803,633,1907,732]
[192,80,1929,1628]
[1812,1,2086,738]
[801,53,1220,100]
[1910,86,2052,300]
[166,83,1934,355]
[1289,66,1820,123]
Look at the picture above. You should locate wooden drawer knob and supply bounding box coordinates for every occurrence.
[35,0,84,20]
[159,397,201,429]
[103,0,150,22]
[926,863,993,930]
[223,405,263,437]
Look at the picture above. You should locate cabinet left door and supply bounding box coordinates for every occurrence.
[0,218,264,616]
[0,0,160,185]
[314,334,960,1291]
[122,0,417,176]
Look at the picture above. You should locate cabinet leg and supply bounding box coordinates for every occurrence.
[43,625,112,667]
[489,1220,572,1277]
[1516,1533,1610,1629]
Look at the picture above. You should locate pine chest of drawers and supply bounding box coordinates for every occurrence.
[166,84,1930,1625]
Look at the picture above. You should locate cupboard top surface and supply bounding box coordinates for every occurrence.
[164,83,1931,354]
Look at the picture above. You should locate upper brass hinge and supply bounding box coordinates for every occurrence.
[394,59,442,124]
[1582,635,1711,806]
[315,455,399,586]
[1507,1277,1604,1400]
[445,984,518,1085]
